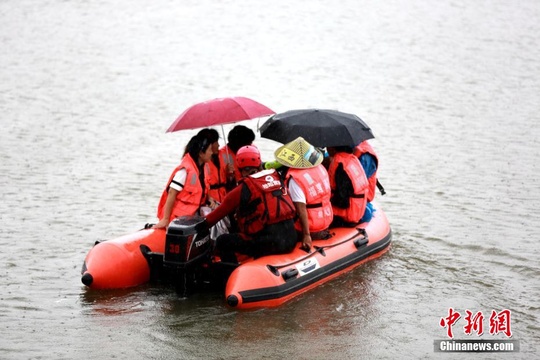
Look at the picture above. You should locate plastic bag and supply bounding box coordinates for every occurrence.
[199,206,230,240]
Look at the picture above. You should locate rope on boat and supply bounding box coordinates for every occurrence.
[267,228,368,273]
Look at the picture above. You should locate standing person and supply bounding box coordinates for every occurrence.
[203,145,297,263]
[274,137,333,251]
[327,145,369,227]
[154,134,213,229]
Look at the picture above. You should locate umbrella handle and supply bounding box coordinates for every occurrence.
[220,125,231,164]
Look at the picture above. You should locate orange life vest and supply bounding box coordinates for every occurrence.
[353,141,379,202]
[221,145,247,183]
[157,154,209,221]
[328,152,368,223]
[286,164,333,232]
[215,145,237,199]
[236,169,296,236]
[207,157,225,202]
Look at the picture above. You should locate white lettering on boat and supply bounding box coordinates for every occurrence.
[297,258,321,276]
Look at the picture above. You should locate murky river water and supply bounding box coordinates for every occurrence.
[1,0,539,358]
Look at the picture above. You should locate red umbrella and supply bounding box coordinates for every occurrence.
[167,96,275,132]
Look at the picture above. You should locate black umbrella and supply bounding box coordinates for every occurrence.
[259,109,374,147]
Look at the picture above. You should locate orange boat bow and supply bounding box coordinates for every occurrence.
[81,228,166,289]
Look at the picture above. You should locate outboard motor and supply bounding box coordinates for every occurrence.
[164,215,212,269]
[163,215,213,296]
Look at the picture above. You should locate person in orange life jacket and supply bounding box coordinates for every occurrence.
[274,137,333,251]
[327,145,369,227]
[203,145,297,264]
[218,125,256,192]
[353,140,379,222]
[196,128,227,204]
[153,134,214,229]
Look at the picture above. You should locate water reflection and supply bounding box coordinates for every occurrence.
[79,287,155,317]
[78,257,385,358]
[144,261,383,358]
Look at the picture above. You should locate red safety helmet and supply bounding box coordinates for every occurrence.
[236,145,261,169]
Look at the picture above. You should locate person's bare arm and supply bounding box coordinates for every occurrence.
[294,202,312,251]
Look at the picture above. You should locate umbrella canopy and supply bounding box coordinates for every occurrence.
[259,109,374,147]
[167,96,275,132]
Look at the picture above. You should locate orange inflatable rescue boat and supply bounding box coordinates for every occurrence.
[81,202,391,309]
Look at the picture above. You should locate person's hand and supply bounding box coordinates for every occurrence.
[301,234,312,252]
[208,198,218,209]
[226,163,235,177]
[152,219,168,229]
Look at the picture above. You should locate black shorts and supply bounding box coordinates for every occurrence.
[216,219,296,261]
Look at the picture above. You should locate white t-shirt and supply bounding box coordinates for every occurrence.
[169,168,187,191]
[288,177,306,203]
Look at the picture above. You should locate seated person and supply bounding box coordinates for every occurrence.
[354,140,383,222]
[327,145,369,227]
[197,128,224,205]
[204,145,297,264]
[217,125,256,194]
[154,134,213,229]
[274,137,333,251]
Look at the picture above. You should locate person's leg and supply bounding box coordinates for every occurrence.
[252,220,297,258]
[215,233,253,263]
[330,215,358,228]
[360,202,374,223]
[215,233,240,263]
[330,216,346,228]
